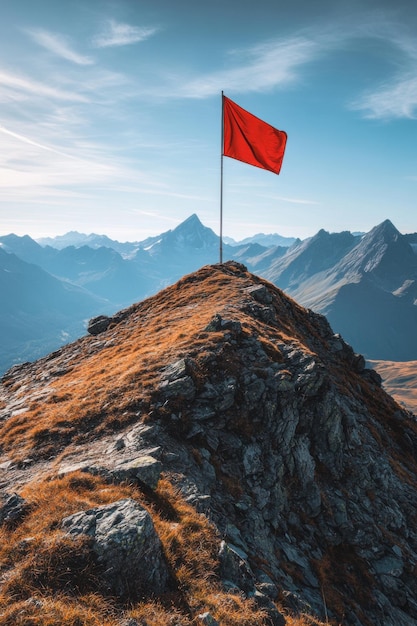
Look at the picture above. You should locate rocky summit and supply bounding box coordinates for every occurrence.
[1,261,417,626]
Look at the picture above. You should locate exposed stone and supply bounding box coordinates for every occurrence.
[252,590,286,626]
[256,580,279,600]
[159,358,196,400]
[87,315,112,335]
[205,313,242,334]
[112,455,162,489]
[196,612,219,625]
[245,284,273,304]
[58,461,93,478]
[62,498,169,599]
[2,262,417,626]
[373,555,404,577]
[0,492,30,527]
[218,540,255,594]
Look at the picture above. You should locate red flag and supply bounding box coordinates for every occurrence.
[223,95,287,175]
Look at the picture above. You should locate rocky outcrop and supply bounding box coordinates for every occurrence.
[62,498,169,599]
[87,315,112,335]
[1,261,417,625]
[0,492,30,528]
[87,310,129,335]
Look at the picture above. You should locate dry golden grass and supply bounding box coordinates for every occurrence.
[0,265,313,462]
[283,615,331,626]
[2,264,416,625]
[0,472,273,625]
[368,359,417,414]
[151,477,271,625]
[0,473,136,608]
[0,594,116,626]
[127,602,193,625]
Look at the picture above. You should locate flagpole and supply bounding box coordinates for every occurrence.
[219,90,224,264]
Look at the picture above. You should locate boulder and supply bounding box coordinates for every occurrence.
[0,492,30,527]
[112,455,162,489]
[62,498,168,599]
[87,315,111,335]
[218,540,255,594]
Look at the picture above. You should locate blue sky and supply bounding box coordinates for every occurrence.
[0,0,416,242]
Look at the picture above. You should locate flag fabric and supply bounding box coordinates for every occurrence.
[223,95,287,175]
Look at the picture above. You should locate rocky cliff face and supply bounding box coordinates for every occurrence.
[1,262,417,626]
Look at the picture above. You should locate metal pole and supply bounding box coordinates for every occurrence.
[220,91,224,264]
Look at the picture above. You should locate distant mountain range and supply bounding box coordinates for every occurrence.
[252,219,417,360]
[1,214,416,373]
[0,247,108,372]
[36,226,298,252]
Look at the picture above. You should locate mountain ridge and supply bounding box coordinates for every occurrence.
[1,215,417,375]
[259,220,417,360]
[0,246,109,372]
[1,261,417,625]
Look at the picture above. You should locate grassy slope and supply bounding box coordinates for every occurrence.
[369,360,417,414]
[0,264,332,626]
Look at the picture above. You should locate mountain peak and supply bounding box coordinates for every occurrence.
[344,218,414,281]
[171,212,206,234]
[2,261,417,625]
[367,218,401,241]
[180,212,201,226]
[154,213,219,253]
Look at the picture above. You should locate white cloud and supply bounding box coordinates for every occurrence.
[0,125,83,160]
[27,29,94,65]
[349,23,417,119]
[177,35,322,98]
[0,116,173,210]
[0,69,89,103]
[157,14,417,123]
[352,73,417,119]
[93,19,159,48]
[266,195,320,205]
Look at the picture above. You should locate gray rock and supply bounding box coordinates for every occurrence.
[257,581,279,600]
[374,555,404,577]
[243,443,262,476]
[218,540,255,594]
[159,358,196,400]
[205,313,242,334]
[62,498,168,599]
[87,315,111,335]
[196,612,219,625]
[245,284,273,304]
[112,455,162,489]
[58,461,94,478]
[0,492,30,527]
[163,358,189,380]
[160,375,195,400]
[253,590,286,626]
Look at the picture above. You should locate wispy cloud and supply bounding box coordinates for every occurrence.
[178,35,323,98]
[0,125,83,160]
[0,69,89,103]
[352,73,417,119]
[0,121,160,200]
[93,19,159,48]
[164,14,417,121]
[27,29,94,65]
[266,195,320,205]
[350,23,417,119]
